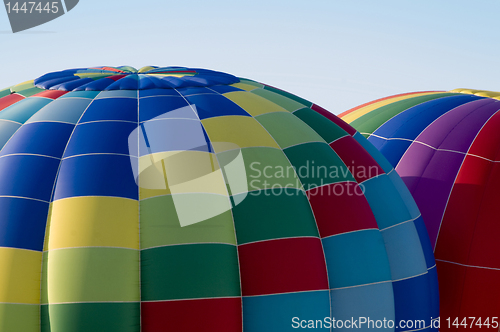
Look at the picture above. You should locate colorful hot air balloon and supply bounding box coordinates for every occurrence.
[0,66,437,332]
[341,89,500,329]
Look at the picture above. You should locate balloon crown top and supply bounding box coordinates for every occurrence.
[34,66,240,91]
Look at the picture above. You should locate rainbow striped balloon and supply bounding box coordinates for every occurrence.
[341,89,500,328]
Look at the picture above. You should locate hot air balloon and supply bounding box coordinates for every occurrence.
[0,66,437,331]
[341,89,500,329]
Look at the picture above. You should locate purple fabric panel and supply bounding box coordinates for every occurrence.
[416,98,496,151]
[396,99,500,248]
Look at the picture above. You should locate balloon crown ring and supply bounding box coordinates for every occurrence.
[34,66,240,91]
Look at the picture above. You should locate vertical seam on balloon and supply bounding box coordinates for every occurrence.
[37,90,100,331]
[437,107,500,319]
[241,101,333,330]
[137,89,142,331]
[173,88,245,332]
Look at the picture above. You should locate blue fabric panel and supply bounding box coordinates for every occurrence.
[330,282,395,331]
[138,89,180,98]
[374,95,482,141]
[0,197,49,251]
[0,122,73,158]
[322,229,392,288]
[387,170,420,219]
[353,132,393,173]
[0,155,60,201]
[0,98,52,124]
[176,87,217,96]
[95,90,137,99]
[79,98,137,123]
[185,94,251,119]
[139,119,211,156]
[139,96,193,122]
[413,216,436,269]
[52,78,94,91]
[53,154,138,200]
[368,138,412,169]
[380,222,428,281]
[243,291,330,332]
[362,174,412,229]
[208,85,243,94]
[64,122,138,158]
[105,75,139,90]
[427,266,440,327]
[0,120,21,151]
[393,274,433,332]
[26,98,93,124]
[74,77,115,91]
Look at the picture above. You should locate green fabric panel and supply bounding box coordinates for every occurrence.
[0,303,39,332]
[217,147,303,193]
[0,88,11,98]
[263,85,313,108]
[251,88,306,112]
[293,107,349,143]
[237,78,264,88]
[350,93,457,135]
[0,120,21,150]
[0,98,52,124]
[43,248,139,303]
[284,142,355,190]
[140,195,237,248]
[15,87,45,97]
[58,91,101,99]
[232,188,319,245]
[41,303,140,332]
[141,244,240,301]
[256,112,325,149]
[26,98,93,124]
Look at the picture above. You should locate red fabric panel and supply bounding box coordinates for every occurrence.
[33,90,68,99]
[107,74,128,82]
[436,261,466,323]
[330,136,384,183]
[311,103,357,136]
[0,94,24,111]
[142,298,242,332]
[434,157,487,264]
[459,267,500,321]
[466,161,500,268]
[238,237,329,296]
[307,182,377,238]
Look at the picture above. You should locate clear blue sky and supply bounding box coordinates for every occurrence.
[1,0,499,114]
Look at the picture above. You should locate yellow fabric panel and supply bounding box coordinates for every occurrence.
[341,92,443,124]
[138,66,156,73]
[47,197,139,250]
[0,248,42,304]
[231,82,261,91]
[450,88,500,99]
[223,91,288,116]
[10,80,35,93]
[139,151,228,199]
[148,73,193,78]
[202,116,280,152]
